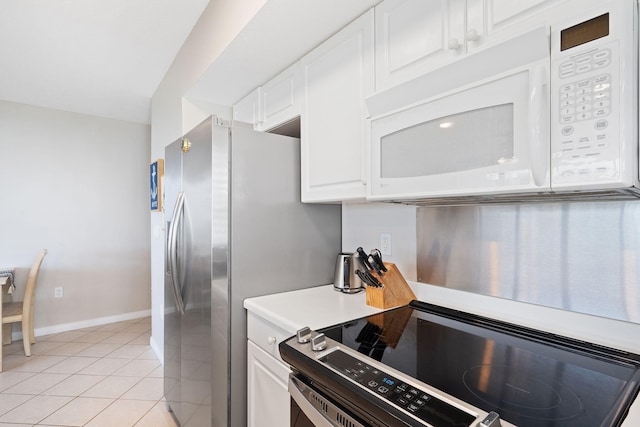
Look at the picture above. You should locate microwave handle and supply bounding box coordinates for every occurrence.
[529,63,549,187]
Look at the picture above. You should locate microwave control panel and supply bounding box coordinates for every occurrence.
[551,39,620,187]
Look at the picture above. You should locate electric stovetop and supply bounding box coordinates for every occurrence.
[318,301,640,427]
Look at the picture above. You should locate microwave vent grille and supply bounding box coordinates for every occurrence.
[384,188,640,207]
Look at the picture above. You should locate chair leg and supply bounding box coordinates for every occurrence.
[21,322,31,357]
[29,322,35,344]
[2,324,11,345]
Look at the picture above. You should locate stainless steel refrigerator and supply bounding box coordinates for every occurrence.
[163,117,341,426]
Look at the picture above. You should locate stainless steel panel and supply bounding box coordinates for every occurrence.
[180,119,213,427]
[228,125,341,427]
[163,137,182,422]
[417,201,640,324]
[210,122,230,427]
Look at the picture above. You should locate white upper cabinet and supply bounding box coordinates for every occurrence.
[374,0,559,93]
[375,0,466,92]
[300,10,374,203]
[233,88,260,126]
[466,0,560,52]
[257,62,301,131]
[232,63,301,131]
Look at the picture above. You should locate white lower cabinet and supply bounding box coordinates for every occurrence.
[300,9,374,202]
[247,340,291,427]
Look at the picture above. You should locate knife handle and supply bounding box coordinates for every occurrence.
[356,247,373,270]
[368,255,383,276]
[370,249,387,272]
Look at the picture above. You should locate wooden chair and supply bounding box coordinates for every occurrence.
[2,249,47,357]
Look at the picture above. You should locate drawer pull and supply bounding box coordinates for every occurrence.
[267,336,277,345]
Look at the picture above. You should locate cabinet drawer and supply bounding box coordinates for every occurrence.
[247,311,293,362]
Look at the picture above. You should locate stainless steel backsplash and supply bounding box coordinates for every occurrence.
[417,201,640,323]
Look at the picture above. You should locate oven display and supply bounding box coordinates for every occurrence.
[561,13,609,51]
[319,349,476,427]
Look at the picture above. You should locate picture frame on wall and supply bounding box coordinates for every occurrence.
[150,159,164,211]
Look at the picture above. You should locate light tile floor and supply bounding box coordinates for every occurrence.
[0,317,178,427]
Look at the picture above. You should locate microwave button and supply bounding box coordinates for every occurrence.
[594,108,610,118]
[576,55,592,65]
[576,64,592,74]
[593,91,609,100]
[576,87,591,96]
[561,92,575,100]
[561,115,575,124]
[576,79,591,88]
[561,107,576,116]
[593,49,610,60]
[577,112,592,121]
[561,126,574,136]
[576,104,591,113]
[594,83,610,92]
[593,100,610,109]
[560,83,576,93]
[594,58,611,69]
[594,119,609,130]
[560,99,575,108]
[560,69,576,78]
[576,95,592,104]
[560,61,575,70]
[594,74,611,84]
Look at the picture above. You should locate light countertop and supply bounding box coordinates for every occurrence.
[244,281,640,426]
[244,284,385,334]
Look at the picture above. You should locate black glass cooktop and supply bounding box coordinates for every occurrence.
[320,301,640,427]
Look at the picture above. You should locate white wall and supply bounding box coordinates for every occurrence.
[342,202,417,280]
[0,100,151,335]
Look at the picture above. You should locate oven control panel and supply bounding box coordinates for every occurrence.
[320,349,477,427]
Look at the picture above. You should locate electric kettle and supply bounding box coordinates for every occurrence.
[333,252,363,293]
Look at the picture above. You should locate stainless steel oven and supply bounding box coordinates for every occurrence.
[280,301,640,427]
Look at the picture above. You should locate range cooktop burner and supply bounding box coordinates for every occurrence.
[316,302,640,427]
[463,364,584,421]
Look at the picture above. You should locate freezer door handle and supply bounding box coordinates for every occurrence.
[167,191,186,315]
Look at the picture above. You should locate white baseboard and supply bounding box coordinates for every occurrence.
[11,309,152,342]
[149,335,163,366]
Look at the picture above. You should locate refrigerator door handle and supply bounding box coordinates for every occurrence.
[167,191,186,315]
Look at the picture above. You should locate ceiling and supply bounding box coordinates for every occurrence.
[0,0,208,124]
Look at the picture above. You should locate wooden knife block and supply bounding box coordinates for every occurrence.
[365,262,416,309]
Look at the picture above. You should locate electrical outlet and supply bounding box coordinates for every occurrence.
[380,233,392,256]
[54,287,63,298]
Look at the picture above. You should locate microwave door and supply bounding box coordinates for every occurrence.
[369,61,551,201]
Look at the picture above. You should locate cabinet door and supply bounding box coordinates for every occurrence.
[233,88,260,126]
[375,0,466,92]
[467,0,560,51]
[257,63,301,131]
[247,340,290,427]
[300,10,374,202]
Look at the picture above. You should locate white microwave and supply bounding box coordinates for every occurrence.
[367,0,638,203]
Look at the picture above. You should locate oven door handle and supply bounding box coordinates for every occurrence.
[289,375,366,427]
